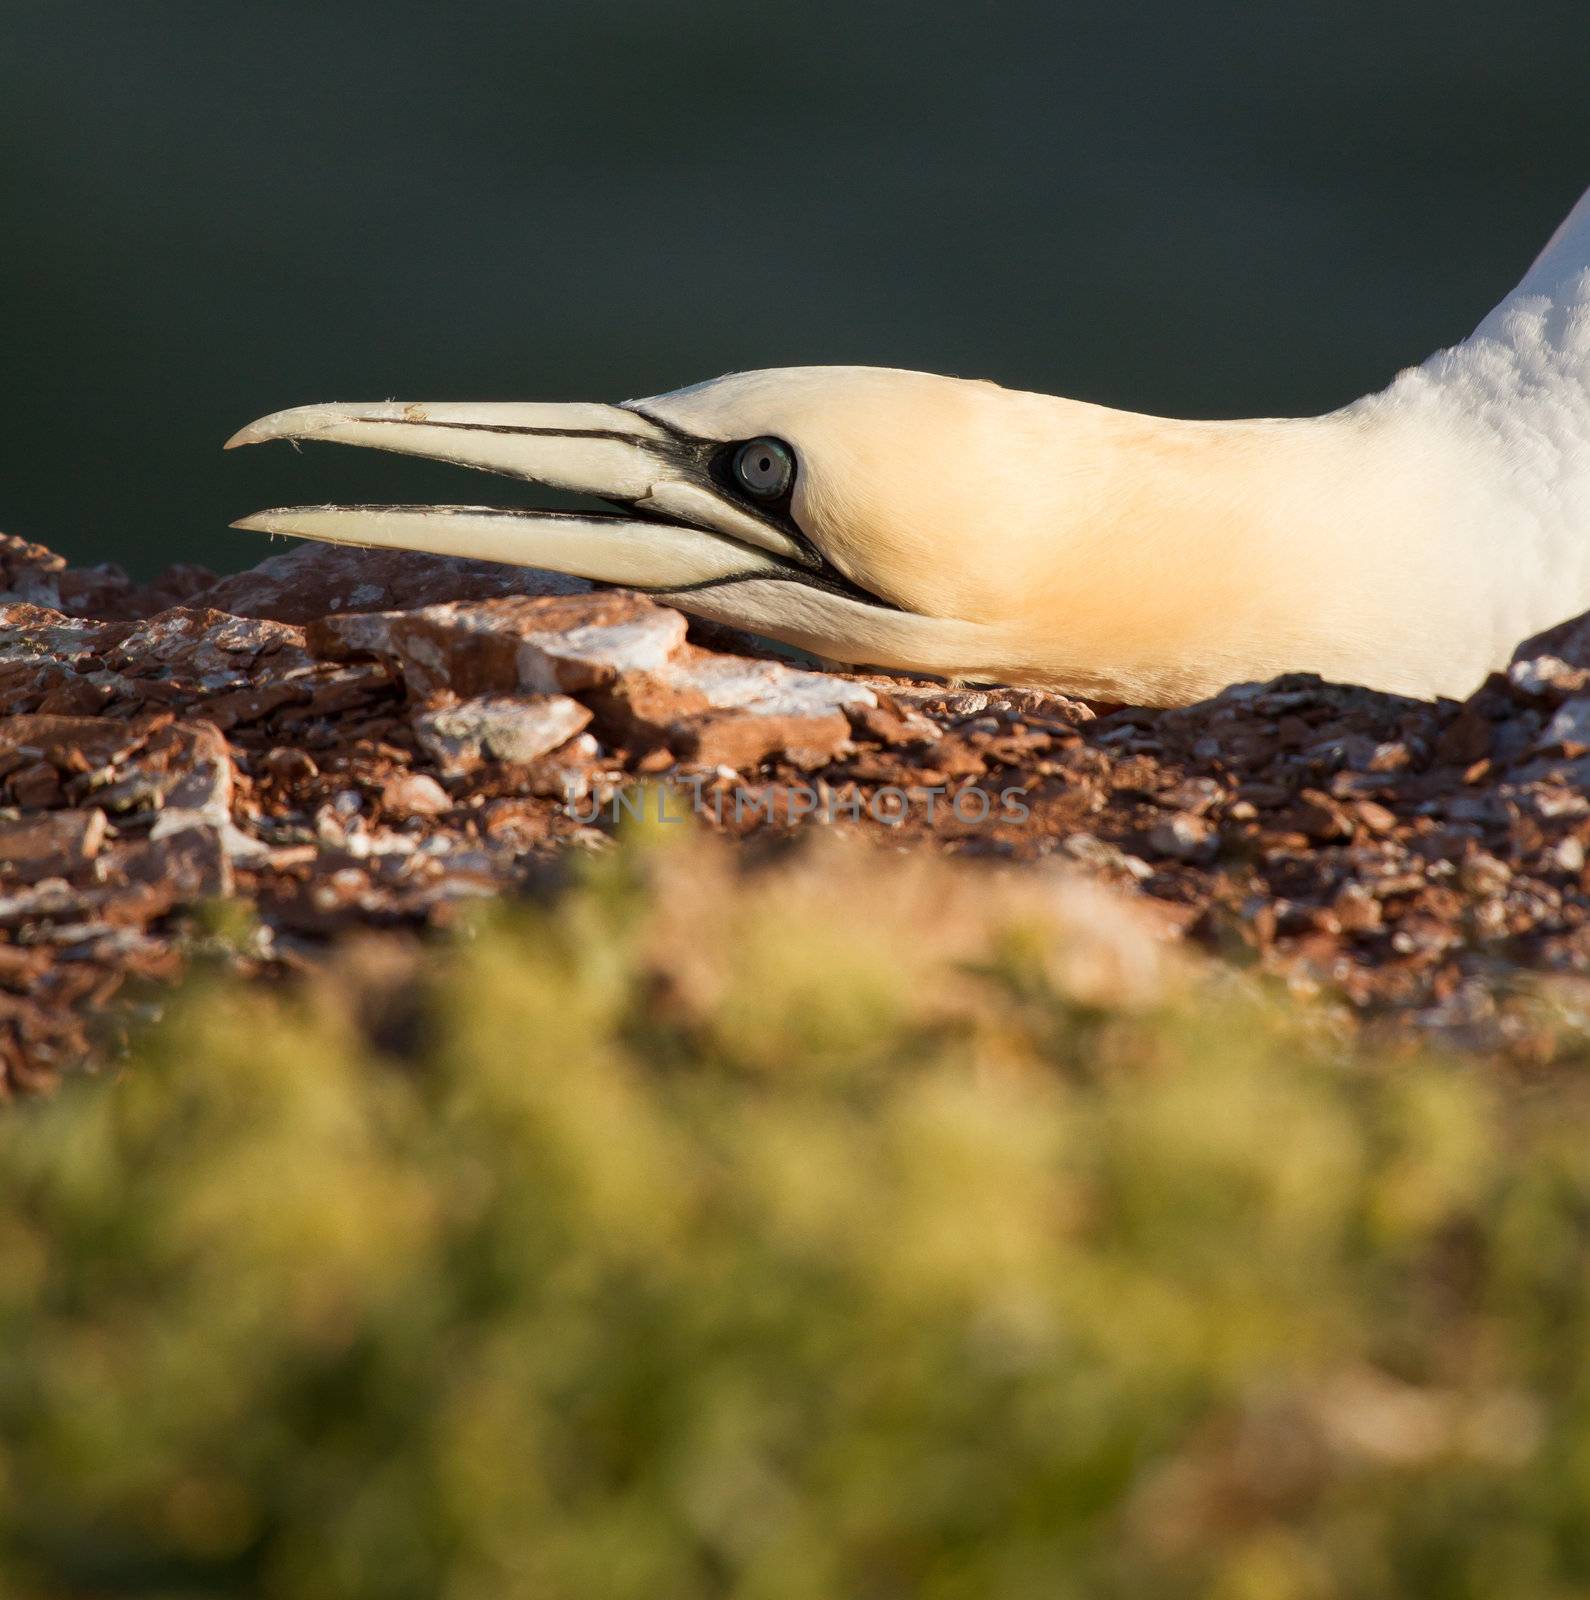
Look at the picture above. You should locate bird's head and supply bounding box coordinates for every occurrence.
[227,365,1143,689]
[230,364,1353,701]
[629,366,1077,626]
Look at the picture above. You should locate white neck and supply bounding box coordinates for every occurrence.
[1378,184,1590,506]
[1295,186,1590,698]
[955,189,1590,705]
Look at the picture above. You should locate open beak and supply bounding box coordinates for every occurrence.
[225,399,819,592]
[224,395,1021,683]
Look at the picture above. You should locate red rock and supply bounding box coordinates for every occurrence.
[0,713,147,787]
[0,606,124,673]
[0,661,61,717]
[309,593,684,697]
[1435,704,1495,765]
[109,824,232,900]
[1353,800,1399,835]
[1292,791,1354,842]
[303,663,394,716]
[0,716,156,777]
[518,607,691,694]
[1509,612,1590,696]
[8,761,63,809]
[0,879,102,931]
[1,534,215,622]
[193,540,590,624]
[1537,698,1590,758]
[1148,813,1216,862]
[592,672,714,742]
[413,694,592,772]
[1332,882,1384,934]
[260,747,320,784]
[102,608,310,687]
[844,700,942,748]
[0,944,51,991]
[877,684,1094,723]
[155,724,235,828]
[588,648,880,765]
[1163,777,1225,815]
[89,721,234,829]
[929,736,989,778]
[670,707,852,771]
[379,772,452,818]
[0,533,71,609]
[1460,852,1513,897]
[199,681,309,729]
[59,561,217,622]
[479,798,555,850]
[665,651,875,719]
[308,593,879,788]
[0,809,107,882]
[35,676,116,717]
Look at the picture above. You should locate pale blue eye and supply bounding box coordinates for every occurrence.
[733,437,794,499]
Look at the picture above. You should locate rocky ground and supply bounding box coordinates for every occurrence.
[6,530,1590,1089]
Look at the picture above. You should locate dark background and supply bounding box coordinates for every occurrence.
[2,0,1584,577]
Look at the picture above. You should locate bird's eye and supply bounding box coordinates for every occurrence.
[731,437,795,499]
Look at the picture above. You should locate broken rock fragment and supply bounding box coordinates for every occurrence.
[414,694,593,774]
[102,607,312,690]
[0,808,108,883]
[0,531,215,621]
[312,589,874,774]
[108,825,233,901]
[597,648,876,767]
[88,721,233,830]
[310,593,688,697]
[378,772,453,819]
[193,540,591,623]
[1537,698,1590,757]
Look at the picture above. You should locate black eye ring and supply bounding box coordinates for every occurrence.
[731,437,795,500]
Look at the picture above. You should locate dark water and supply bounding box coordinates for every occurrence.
[1,0,1584,574]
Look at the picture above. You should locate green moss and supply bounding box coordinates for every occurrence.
[2,838,1590,1599]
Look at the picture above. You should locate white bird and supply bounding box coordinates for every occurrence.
[229,184,1590,706]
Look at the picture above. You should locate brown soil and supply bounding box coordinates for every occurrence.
[5,530,1590,1089]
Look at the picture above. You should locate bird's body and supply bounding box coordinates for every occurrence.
[231,184,1590,706]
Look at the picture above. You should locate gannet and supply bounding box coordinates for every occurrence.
[229,184,1590,705]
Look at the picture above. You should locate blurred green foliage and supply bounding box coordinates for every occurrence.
[3,836,1590,1599]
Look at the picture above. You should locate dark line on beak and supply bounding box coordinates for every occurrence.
[253,504,650,520]
[352,416,679,449]
[649,569,895,604]
[652,565,903,611]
